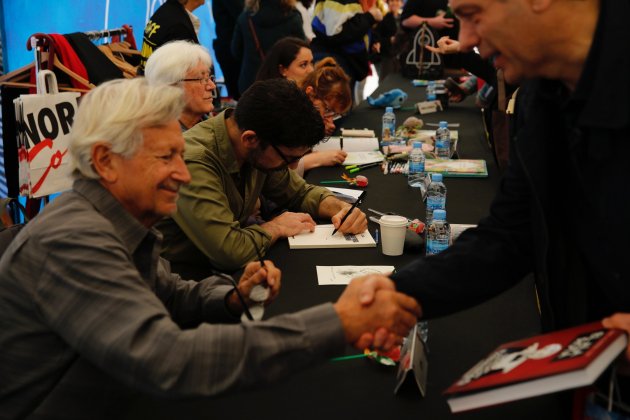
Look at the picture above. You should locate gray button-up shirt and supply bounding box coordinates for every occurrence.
[0,178,344,419]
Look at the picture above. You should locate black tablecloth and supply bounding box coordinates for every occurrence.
[124,75,565,419]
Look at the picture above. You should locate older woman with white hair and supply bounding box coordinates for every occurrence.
[145,40,217,131]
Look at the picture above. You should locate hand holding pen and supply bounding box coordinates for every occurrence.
[331,191,367,236]
[229,260,282,321]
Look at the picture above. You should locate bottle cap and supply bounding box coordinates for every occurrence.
[385,106,394,113]
[427,94,437,101]
[433,209,446,220]
[439,121,448,128]
[412,141,422,149]
[431,173,443,182]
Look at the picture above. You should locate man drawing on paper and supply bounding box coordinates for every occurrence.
[0,78,419,419]
[157,78,367,277]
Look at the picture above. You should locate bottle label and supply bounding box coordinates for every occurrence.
[426,239,449,255]
[382,120,396,141]
[427,196,445,210]
[409,161,424,173]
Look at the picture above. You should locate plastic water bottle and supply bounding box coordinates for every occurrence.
[407,141,425,188]
[426,173,446,224]
[382,106,396,141]
[435,120,451,159]
[425,209,450,255]
[426,80,436,100]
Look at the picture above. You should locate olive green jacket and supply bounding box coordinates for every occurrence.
[158,110,332,274]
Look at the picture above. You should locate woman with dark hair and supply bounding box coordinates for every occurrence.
[256,37,313,85]
[258,49,352,175]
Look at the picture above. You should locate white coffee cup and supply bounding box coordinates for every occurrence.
[378,215,408,256]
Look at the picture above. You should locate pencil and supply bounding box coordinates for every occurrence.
[331,190,366,236]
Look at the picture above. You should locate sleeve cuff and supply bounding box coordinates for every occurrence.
[297,303,346,358]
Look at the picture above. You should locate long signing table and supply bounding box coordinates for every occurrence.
[125,74,565,419]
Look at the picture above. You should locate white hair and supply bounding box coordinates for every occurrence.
[144,40,213,85]
[69,77,185,179]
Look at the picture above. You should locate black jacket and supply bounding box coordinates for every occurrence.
[392,0,630,331]
[232,0,305,94]
[139,0,199,73]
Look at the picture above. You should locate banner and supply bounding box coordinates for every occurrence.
[14,70,80,197]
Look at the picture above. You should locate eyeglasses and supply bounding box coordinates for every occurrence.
[180,75,218,98]
[180,74,215,85]
[271,144,308,165]
[321,103,343,121]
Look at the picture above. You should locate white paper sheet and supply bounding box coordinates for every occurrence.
[316,265,396,285]
[344,150,384,165]
[288,224,376,249]
[313,136,379,152]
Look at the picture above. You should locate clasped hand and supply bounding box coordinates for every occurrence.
[334,275,421,351]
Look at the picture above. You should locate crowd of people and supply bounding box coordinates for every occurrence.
[1,0,629,418]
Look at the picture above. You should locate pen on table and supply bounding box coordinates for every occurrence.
[331,190,366,236]
[375,228,379,244]
[320,180,351,184]
[340,135,344,150]
[345,162,379,169]
[348,162,382,173]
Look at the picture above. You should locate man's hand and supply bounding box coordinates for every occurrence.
[261,212,316,242]
[333,275,421,350]
[368,6,383,22]
[353,274,422,350]
[429,14,454,29]
[425,36,461,55]
[602,313,630,363]
[331,206,368,234]
[309,150,347,168]
[228,261,282,314]
[402,14,454,30]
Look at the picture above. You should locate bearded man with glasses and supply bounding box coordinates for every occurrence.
[157,78,367,277]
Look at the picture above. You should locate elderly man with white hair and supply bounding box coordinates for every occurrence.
[145,40,217,131]
[0,78,419,419]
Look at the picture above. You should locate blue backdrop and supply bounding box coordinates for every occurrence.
[0,0,221,79]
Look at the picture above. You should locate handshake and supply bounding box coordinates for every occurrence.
[234,261,421,352]
[333,275,421,350]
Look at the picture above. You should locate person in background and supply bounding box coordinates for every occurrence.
[310,0,383,103]
[296,0,316,41]
[373,0,404,81]
[294,57,353,175]
[0,77,420,419]
[232,0,306,95]
[400,0,454,32]
[145,40,217,131]
[255,37,314,86]
[157,78,367,277]
[211,0,244,100]
[256,40,349,174]
[139,0,206,73]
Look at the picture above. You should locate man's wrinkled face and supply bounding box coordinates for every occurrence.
[108,121,191,227]
[450,0,543,83]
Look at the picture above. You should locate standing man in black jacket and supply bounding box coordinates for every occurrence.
[212,0,244,100]
[139,0,206,73]
[361,0,630,413]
